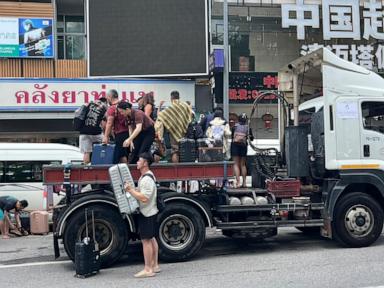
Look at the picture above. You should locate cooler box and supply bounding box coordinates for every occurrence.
[30,211,49,235]
[91,144,115,165]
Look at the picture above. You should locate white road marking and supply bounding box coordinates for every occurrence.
[0,260,72,269]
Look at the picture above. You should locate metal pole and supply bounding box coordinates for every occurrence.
[223,0,229,120]
[292,72,299,126]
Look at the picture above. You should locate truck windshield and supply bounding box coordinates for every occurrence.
[362,101,384,134]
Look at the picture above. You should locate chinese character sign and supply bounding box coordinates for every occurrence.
[281,0,320,40]
[281,0,384,41]
[229,72,278,104]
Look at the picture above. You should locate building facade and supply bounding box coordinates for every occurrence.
[1,0,382,144]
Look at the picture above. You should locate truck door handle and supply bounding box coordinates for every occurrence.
[364,145,370,157]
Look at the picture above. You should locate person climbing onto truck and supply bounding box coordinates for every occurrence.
[117,101,155,164]
[103,89,130,164]
[124,152,160,278]
[231,113,253,188]
[0,196,28,239]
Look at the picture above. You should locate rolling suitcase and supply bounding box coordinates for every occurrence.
[108,164,139,215]
[91,144,115,165]
[179,138,196,162]
[75,209,100,278]
[20,211,30,233]
[30,211,49,235]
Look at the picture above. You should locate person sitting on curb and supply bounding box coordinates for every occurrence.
[0,196,28,239]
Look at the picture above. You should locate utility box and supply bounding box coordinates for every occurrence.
[285,126,309,177]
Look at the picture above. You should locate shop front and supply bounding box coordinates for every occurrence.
[0,78,195,144]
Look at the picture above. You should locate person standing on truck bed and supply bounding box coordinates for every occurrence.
[231,113,253,188]
[103,89,130,164]
[79,97,108,164]
[0,196,28,239]
[124,152,160,278]
[117,101,155,164]
[155,90,192,163]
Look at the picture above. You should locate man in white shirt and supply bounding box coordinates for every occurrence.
[125,152,160,278]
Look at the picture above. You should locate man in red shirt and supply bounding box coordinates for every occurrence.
[117,101,155,164]
[102,89,129,163]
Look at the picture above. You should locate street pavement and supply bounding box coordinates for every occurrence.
[1,228,384,288]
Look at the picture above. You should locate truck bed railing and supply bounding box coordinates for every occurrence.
[43,162,234,185]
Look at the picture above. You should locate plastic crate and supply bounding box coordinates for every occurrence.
[266,180,301,198]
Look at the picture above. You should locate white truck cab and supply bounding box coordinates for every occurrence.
[280,48,384,172]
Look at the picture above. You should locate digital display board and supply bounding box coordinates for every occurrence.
[87,0,208,77]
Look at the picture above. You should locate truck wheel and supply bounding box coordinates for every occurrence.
[332,192,383,248]
[157,203,205,262]
[63,205,129,267]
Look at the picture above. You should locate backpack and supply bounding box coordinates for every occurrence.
[186,122,204,139]
[233,124,248,145]
[73,104,89,131]
[143,173,165,212]
[211,124,225,143]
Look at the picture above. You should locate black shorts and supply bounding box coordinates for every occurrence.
[113,131,129,164]
[138,213,158,240]
[231,142,247,157]
[130,126,155,164]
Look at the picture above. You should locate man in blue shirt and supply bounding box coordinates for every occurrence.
[0,196,28,239]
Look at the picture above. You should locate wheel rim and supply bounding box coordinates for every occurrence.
[344,205,374,238]
[159,214,195,251]
[77,220,115,256]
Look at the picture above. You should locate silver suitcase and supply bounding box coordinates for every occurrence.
[108,164,139,215]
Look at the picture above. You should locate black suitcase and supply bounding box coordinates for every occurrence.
[179,138,197,162]
[74,209,100,278]
[20,211,30,233]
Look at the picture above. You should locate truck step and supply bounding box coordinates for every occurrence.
[216,219,324,230]
[216,202,324,212]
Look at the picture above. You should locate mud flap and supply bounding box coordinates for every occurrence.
[53,234,60,259]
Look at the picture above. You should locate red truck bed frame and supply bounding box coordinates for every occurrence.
[43,162,234,185]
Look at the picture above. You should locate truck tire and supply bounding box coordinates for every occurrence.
[332,192,383,248]
[63,205,129,267]
[157,203,205,262]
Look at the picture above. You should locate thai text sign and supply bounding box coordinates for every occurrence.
[0,79,195,111]
[0,17,54,58]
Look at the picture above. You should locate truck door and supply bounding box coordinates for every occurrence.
[360,100,384,165]
[334,98,362,162]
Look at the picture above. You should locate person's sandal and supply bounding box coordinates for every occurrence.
[134,270,155,278]
[154,267,161,273]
